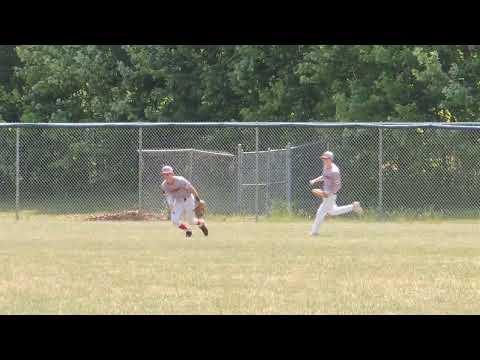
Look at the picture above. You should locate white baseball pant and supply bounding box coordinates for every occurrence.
[169,194,196,226]
[311,194,354,235]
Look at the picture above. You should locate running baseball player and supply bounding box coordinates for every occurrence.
[309,151,363,236]
[160,165,208,238]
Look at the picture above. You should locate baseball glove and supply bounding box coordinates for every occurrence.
[312,188,329,198]
[194,199,207,218]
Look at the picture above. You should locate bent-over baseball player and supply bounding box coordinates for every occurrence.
[161,165,208,238]
[309,151,363,236]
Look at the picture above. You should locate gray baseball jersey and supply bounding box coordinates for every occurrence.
[322,163,342,194]
[161,176,193,200]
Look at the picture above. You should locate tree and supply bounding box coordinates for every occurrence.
[0,45,21,122]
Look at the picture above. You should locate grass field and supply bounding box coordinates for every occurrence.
[1,212,479,314]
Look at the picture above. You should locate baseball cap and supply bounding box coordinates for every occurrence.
[161,165,174,174]
[320,151,334,160]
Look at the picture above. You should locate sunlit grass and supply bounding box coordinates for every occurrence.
[0,213,479,314]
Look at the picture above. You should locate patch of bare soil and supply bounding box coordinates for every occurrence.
[86,210,168,221]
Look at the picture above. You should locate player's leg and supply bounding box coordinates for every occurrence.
[328,204,353,215]
[172,200,192,237]
[352,201,364,214]
[185,195,208,236]
[328,196,364,216]
[328,195,354,216]
[185,196,195,225]
[311,196,335,236]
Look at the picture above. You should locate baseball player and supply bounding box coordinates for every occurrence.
[309,151,363,236]
[161,165,208,238]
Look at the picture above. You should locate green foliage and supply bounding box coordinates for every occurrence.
[15,45,128,122]
[0,45,21,122]
[2,45,480,210]
[6,45,480,123]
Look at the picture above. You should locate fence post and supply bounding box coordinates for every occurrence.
[255,126,259,222]
[266,148,271,214]
[237,144,243,215]
[378,126,384,219]
[286,142,292,214]
[138,127,143,215]
[188,149,194,181]
[15,128,20,221]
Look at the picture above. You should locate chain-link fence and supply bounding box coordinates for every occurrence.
[0,128,16,213]
[1,122,480,219]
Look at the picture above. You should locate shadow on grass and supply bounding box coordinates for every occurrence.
[2,197,479,222]
[2,194,140,216]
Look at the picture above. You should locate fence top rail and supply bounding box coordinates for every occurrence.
[139,149,235,157]
[243,148,288,154]
[1,121,480,130]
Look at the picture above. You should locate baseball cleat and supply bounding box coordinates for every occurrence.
[353,201,364,215]
[199,223,209,236]
[185,230,192,238]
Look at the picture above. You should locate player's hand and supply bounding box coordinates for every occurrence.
[309,179,315,186]
[312,189,329,198]
[194,199,206,218]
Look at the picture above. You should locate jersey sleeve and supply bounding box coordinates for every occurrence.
[185,180,194,192]
[331,171,342,194]
[178,177,194,192]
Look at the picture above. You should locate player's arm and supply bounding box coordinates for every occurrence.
[161,187,174,210]
[309,176,324,185]
[331,172,341,194]
[165,194,174,210]
[164,193,173,204]
[182,178,202,202]
[188,184,202,202]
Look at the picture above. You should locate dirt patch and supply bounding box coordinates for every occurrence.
[86,210,168,221]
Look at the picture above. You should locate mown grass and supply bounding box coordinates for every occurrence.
[0,212,479,314]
